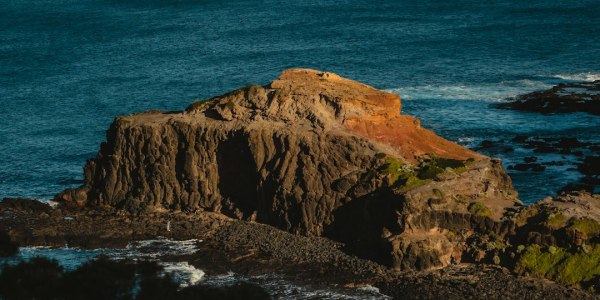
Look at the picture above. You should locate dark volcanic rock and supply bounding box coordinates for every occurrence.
[2,199,597,299]
[579,156,600,177]
[497,81,600,115]
[0,231,18,257]
[0,257,272,300]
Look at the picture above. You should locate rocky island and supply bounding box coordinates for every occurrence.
[498,80,600,115]
[2,69,600,299]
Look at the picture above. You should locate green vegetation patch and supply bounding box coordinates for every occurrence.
[515,207,539,227]
[469,202,492,217]
[397,176,430,193]
[382,156,406,184]
[516,244,600,286]
[569,217,600,236]
[418,155,468,179]
[378,155,470,192]
[434,157,466,169]
[417,165,445,180]
[379,156,430,192]
[545,212,567,230]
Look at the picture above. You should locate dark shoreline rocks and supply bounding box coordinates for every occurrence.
[475,136,599,195]
[496,81,600,115]
[0,257,272,300]
[1,197,597,299]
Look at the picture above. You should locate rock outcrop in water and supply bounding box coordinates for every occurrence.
[58,69,520,270]
[498,81,600,115]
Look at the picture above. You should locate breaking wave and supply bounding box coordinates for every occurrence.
[548,72,600,82]
[387,79,552,101]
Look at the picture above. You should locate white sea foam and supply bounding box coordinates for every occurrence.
[160,261,205,288]
[387,80,551,101]
[202,272,392,300]
[46,201,60,208]
[549,72,600,82]
[11,238,202,271]
[124,238,201,259]
[358,285,388,297]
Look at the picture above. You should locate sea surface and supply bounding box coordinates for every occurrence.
[2,0,600,297]
[1,0,599,203]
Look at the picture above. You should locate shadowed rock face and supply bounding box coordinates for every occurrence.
[58,69,519,270]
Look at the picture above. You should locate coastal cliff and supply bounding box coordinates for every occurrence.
[58,69,519,270]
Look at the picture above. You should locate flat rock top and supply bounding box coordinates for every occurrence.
[540,191,600,221]
[270,68,401,117]
[119,68,480,163]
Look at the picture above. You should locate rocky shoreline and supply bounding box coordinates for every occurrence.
[0,198,596,299]
[2,69,600,299]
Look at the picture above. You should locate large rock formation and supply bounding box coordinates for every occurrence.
[58,69,519,270]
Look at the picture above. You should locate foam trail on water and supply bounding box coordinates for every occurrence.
[387,80,552,101]
[549,72,600,82]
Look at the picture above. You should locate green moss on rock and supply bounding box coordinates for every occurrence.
[516,244,600,286]
[469,202,492,217]
[546,212,567,230]
[382,157,406,184]
[569,217,600,236]
[515,207,539,227]
[417,165,444,180]
[379,155,470,193]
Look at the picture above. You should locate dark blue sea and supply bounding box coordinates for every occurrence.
[1,1,599,204]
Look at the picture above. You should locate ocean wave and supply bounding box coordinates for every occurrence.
[124,238,201,259]
[202,272,392,300]
[549,72,600,82]
[160,261,205,288]
[387,80,551,101]
[9,238,202,271]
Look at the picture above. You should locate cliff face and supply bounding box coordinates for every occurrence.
[58,69,519,270]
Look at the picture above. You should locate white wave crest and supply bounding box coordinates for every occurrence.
[387,80,551,101]
[124,238,201,259]
[160,261,205,288]
[549,72,600,82]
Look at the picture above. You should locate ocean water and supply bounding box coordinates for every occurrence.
[3,240,390,299]
[1,0,599,202]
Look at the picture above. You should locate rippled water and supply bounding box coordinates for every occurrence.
[1,0,599,201]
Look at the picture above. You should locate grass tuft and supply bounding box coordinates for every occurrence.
[569,217,600,236]
[469,202,492,217]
